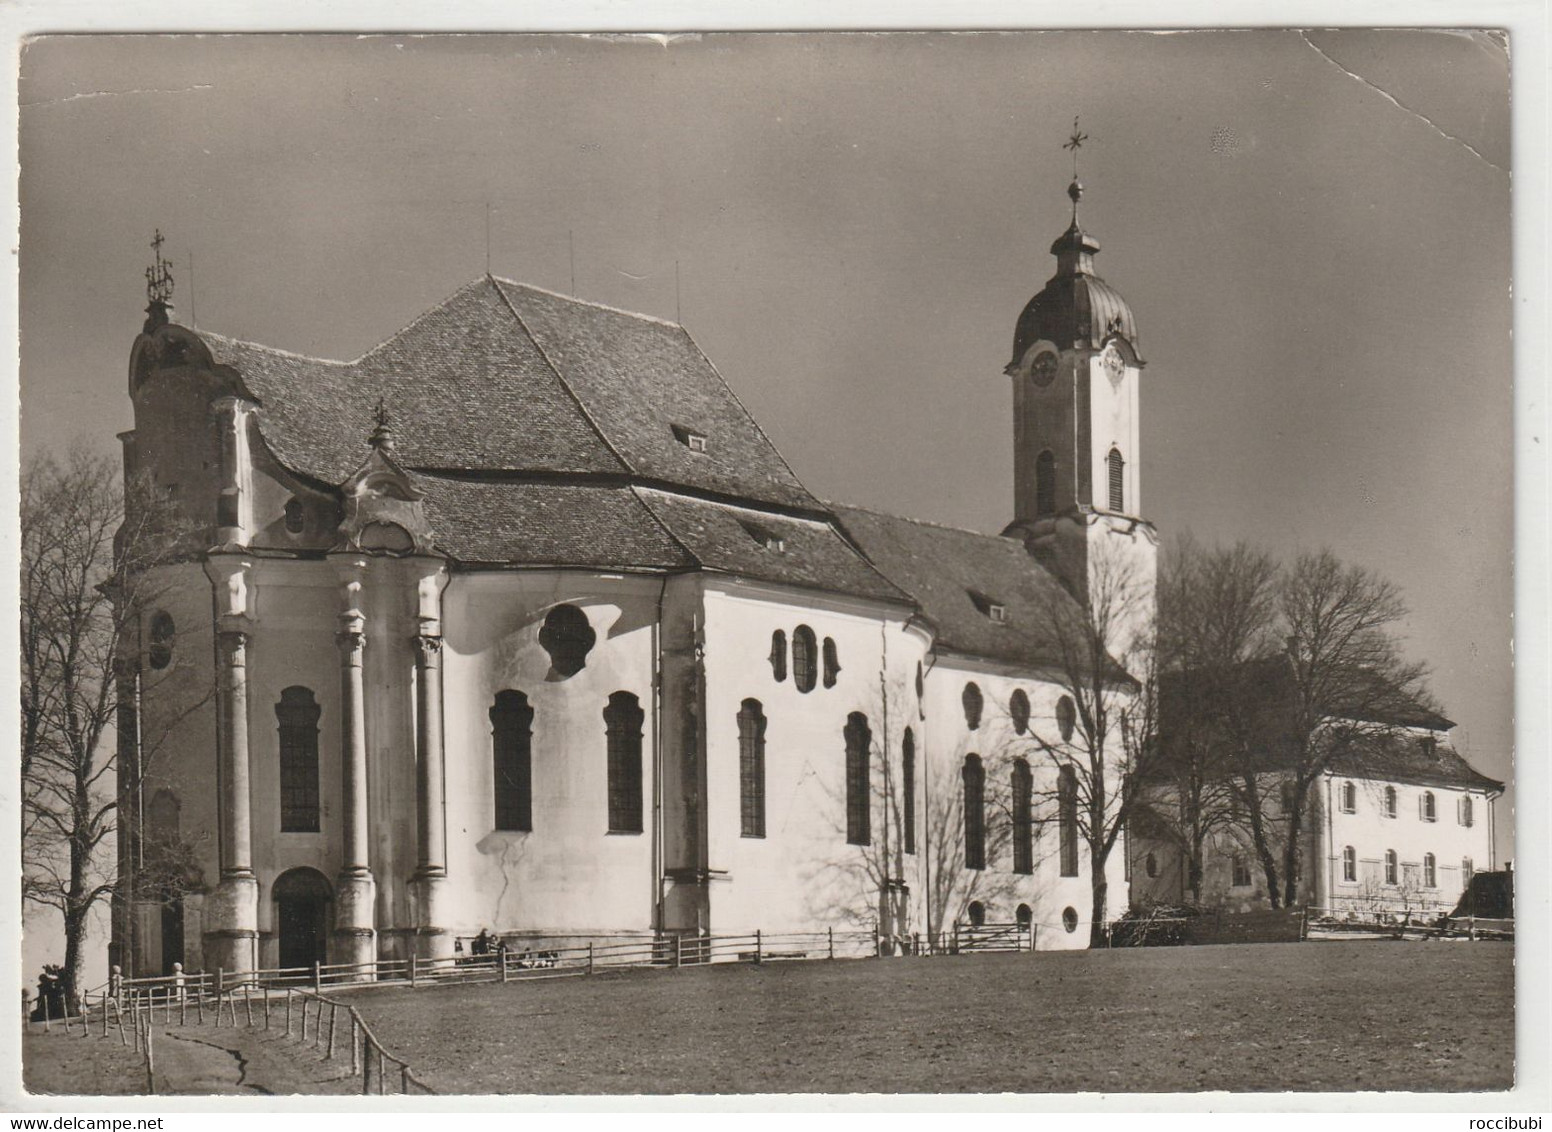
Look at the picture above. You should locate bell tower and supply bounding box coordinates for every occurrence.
[1003,121,1157,661]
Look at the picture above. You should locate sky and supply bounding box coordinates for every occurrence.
[14,31,1516,963]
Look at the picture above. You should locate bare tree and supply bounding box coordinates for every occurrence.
[1270,550,1435,908]
[1150,536,1280,903]
[1025,540,1162,946]
[20,448,201,996]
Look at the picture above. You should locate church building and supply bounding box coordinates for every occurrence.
[111,175,1154,978]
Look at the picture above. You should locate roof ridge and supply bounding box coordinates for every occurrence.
[195,329,356,368]
[488,277,633,475]
[826,499,1022,544]
[628,486,705,569]
[492,275,683,330]
[355,277,499,363]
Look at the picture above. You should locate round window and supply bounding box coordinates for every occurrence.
[1062,907,1079,934]
[148,611,175,670]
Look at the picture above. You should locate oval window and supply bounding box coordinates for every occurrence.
[1009,689,1031,735]
[539,604,596,678]
[1056,695,1077,742]
[962,682,983,731]
[283,497,306,535]
[1062,907,1079,934]
[792,626,818,693]
[148,611,175,670]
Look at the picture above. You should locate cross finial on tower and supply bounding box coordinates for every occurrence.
[145,228,175,306]
[1062,117,1089,223]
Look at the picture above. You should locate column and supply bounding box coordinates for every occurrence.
[333,562,377,975]
[202,557,258,976]
[210,396,254,549]
[409,564,452,961]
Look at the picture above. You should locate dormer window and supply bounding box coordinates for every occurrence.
[967,590,1007,624]
[988,604,1008,624]
[739,520,785,553]
[671,424,708,453]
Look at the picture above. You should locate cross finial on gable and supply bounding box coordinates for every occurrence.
[369,398,396,453]
[145,228,175,306]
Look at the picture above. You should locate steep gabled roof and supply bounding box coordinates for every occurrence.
[1328,733,1504,794]
[199,277,817,510]
[829,503,1099,672]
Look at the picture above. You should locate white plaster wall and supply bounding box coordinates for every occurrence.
[699,583,921,937]
[1087,351,1140,515]
[922,658,1102,950]
[440,571,661,940]
[1321,771,1496,915]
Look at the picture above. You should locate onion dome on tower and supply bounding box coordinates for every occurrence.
[1005,157,1141,376]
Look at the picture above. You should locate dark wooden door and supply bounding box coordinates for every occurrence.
[277,893,328,971]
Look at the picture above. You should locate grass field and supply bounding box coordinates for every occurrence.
[22,1027,148,1096]
[345,940,1514,1094]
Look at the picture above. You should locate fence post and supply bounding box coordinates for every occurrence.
[672,934,681,970]
[285,989,294,1037]
[264,988,271,1029]
[144,1013,155,1094]
[327,1003,338,1059]
[754,929,762,965]
[301,994,311,1042]
[102,994,111,1038]
[401,1064,410,1094]
[500,949,509,983]
[361,1030,371,1096]
[410,955,418,989]
[350,1015,361,1076]
[313,960,322,993]
[587,941,595,976]
[828,926,835,961]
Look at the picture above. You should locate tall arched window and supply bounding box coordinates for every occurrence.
[769,630,787,682]
[1340,781,1357,813]
[1462,857,1474,885]
[738,699,767,839]
[1107,447,1125,512]
[276,687,321,833]
[1012,757,1033,875]
[1384,785,1397,818]
[962,682,983,731]
[147,789,184,974]
[902,727,917,855]
[1423,853,1437,888]
[822,637,841,688]
[967,900,986,927]
[604,692,644,833]
[1459,795,1474,827]
[1056,695,1077,743]
[1420,791,1437,822]
[1384,849,1398,885]
[1016,903,1033,930]
[963,754,986,870]
[490,690,534,832]
[1058,764,1079,877]
[1035,449,1057,517]
[793,626,818,693]
[1009,689,1031,735]
[844,712,871,846]
[1342,845,1357,882]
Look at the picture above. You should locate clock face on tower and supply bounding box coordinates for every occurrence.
[1102,344,1125,388]
[1030,351,1058,388]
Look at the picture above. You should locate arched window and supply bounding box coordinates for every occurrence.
[1009,689,1031,735]
[1384,849,1398,885]
[490,691,534,832]
[1016,903,1033,930]
[1423,853,1437,888]
[1462,857,1474,885]
[962,682,983,731]
[915,661,926,719]
[1340,781,1357,813]
[1145,851,1159,879]
[769,630,787,682]
[738,699,767,839]
[1384,785,1398,818]
[1058,765,1079,877]
[1420,791,1437,822]
[1280,780,1297,814]
[540,604,596,678]
[1107,447,1125,513]
[1012,757,1033,875]
[793,626,818,693]
[283,497,306,535]
[604,692,644,833]
[844,712,871,846]
[967,900,986,928]
[148,611,175,671]
[1459,795,1474,827]
[963,754,986,870]
[1342,845,1357,883]
[276,687,321,833]
[1056,695,1077,743]
[822,637,841,688]
[1035,449,1057,517]
[902,727,917,855]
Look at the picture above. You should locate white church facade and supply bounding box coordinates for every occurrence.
[112,181,1155,978]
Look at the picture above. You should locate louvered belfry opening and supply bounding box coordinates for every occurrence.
[1035,449,1057,517]
[1107,446,1125,512]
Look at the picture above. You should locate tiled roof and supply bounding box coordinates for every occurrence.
[418,479,691,569]
[636,490,909,606]
[829,504,1097,671]
[1329,733,1504,794]
[198,277,815,509]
